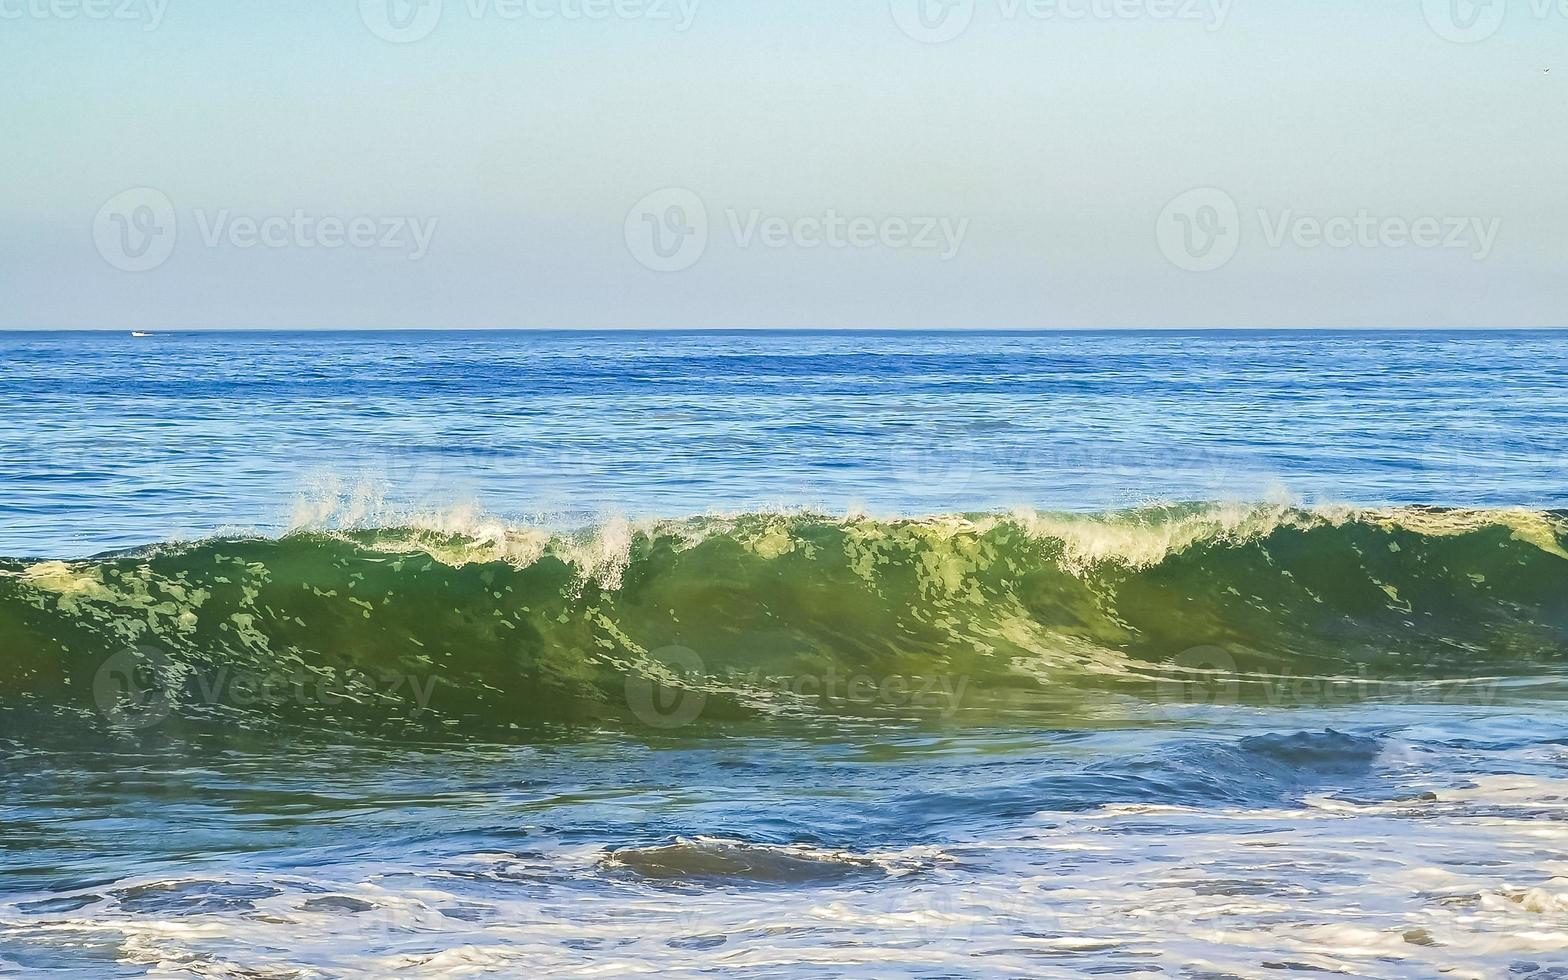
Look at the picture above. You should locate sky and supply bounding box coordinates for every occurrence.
[1,0,1564,329]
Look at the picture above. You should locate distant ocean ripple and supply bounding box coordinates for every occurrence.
[3,329,1567,555]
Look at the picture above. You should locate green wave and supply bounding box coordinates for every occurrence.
[3,505,1566,734]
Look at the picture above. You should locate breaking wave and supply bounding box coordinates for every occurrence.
[3,504,1566,735]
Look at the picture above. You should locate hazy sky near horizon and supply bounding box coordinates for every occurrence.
[1,0,1564,329]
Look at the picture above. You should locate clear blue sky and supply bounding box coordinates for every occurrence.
[1,0,1563,328]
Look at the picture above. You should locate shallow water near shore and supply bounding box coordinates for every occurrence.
[7,704,1568,977]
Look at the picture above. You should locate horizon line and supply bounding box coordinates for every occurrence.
[4,326,1568,334]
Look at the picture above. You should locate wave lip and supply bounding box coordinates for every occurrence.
[3,504,1566,736]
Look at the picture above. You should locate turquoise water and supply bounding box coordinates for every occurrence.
[3,330,1568,977]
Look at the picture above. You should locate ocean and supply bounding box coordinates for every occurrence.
[3,330,1567,977]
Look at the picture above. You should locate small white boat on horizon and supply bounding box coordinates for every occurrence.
[131,331,153,338]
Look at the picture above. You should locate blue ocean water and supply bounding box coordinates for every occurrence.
[2,329,1565,556]
[3,330,1568,977]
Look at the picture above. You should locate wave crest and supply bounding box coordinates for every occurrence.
[3,504,1565,735]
